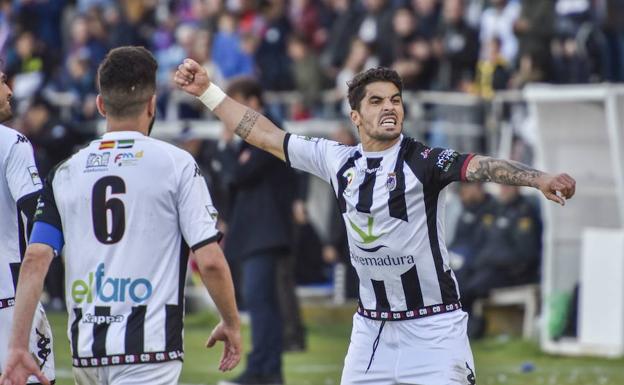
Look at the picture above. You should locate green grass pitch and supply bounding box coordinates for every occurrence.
[45,308,624,385]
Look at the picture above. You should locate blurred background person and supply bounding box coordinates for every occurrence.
[220,77,295,385]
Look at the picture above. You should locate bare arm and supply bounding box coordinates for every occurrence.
[174,59,286,161]
[465,155,576,205]
[0,244,53,385]
[191,242,241,372]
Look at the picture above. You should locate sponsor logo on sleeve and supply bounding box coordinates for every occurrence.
[194,163,202,177]
[27,166,42,186]
[296,135,319,143]
[421,148,432,159]
[206,205,218,220]
[436,149,459,172]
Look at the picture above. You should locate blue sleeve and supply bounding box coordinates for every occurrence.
[29,221,64,256]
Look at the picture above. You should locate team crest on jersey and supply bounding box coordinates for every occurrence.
[85,152,111,172]
[342,167,356,197]
[27,166,42,186]
[386,172,397,191]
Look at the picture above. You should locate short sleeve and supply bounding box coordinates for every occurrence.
[283,133,332,182]
[5,135,42,202]
[407,142,474,190]
[30,169,64,254]
[177,155,222,251]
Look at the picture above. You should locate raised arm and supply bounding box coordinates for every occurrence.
[465,155,576,205]
[174,59,286,161]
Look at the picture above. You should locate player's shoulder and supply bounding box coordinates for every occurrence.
[0,124,31,154]
[145,136,195,163]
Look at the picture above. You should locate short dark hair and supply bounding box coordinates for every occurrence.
[226,76,264,106]
[97,46,157,118]
[347,67,403,111]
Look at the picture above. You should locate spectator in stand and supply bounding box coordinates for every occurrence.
[103,4,147,48]
[390,7,419,88]
[67,15,107,75]
[321,0,363,77]
[286,34,326,119]
[255,0,294,93]
[65,50,98,121]
[479,0,520,64]
[450,183,496,289]
[411,0,441,39]
[599,0,624,82]
[459,185,542,337]
[289,0,322,50]
[357,0,395,66]
[335,38,378,116]
[552,33,590,84]
[514,0,556,82]
[433,0,479,91]
[212,12,255,80]
[475,37,512,99]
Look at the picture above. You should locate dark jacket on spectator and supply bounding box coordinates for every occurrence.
[475,194,542,283]
[224,136,295,261]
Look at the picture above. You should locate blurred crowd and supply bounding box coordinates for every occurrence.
[1,0,624,126]
[0,0,597,341]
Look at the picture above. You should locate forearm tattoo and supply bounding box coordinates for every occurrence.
[234,109,259,139]
[466,157,545,187]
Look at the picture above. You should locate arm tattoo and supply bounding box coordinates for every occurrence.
[234,109,259,139]
[466,157,544,187]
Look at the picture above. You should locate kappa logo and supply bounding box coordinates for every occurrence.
[466,362,476,385]
[421,148,432,159]
[194,163,202,177]
[35,328,51,370]
[82,313,125,325]
[15,134,29,144]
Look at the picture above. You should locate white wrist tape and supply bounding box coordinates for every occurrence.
[197,83,227,110]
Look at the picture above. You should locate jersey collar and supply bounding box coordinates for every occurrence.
[360,135,403,157]
[101,131,146,140]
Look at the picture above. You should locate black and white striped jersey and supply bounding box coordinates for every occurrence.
[32,131,221,367]
[0,125,41,303]
[284,134,474,317]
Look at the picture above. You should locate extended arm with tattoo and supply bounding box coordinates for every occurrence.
[173,59,286,161]
[466,155,576,205]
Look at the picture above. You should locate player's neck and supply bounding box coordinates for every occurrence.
[105,118,149,136]
[360,136,401,153]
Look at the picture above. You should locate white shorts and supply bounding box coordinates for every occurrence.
[72,360,182,385]
[0,303,55,384]
[341,310,475,385]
